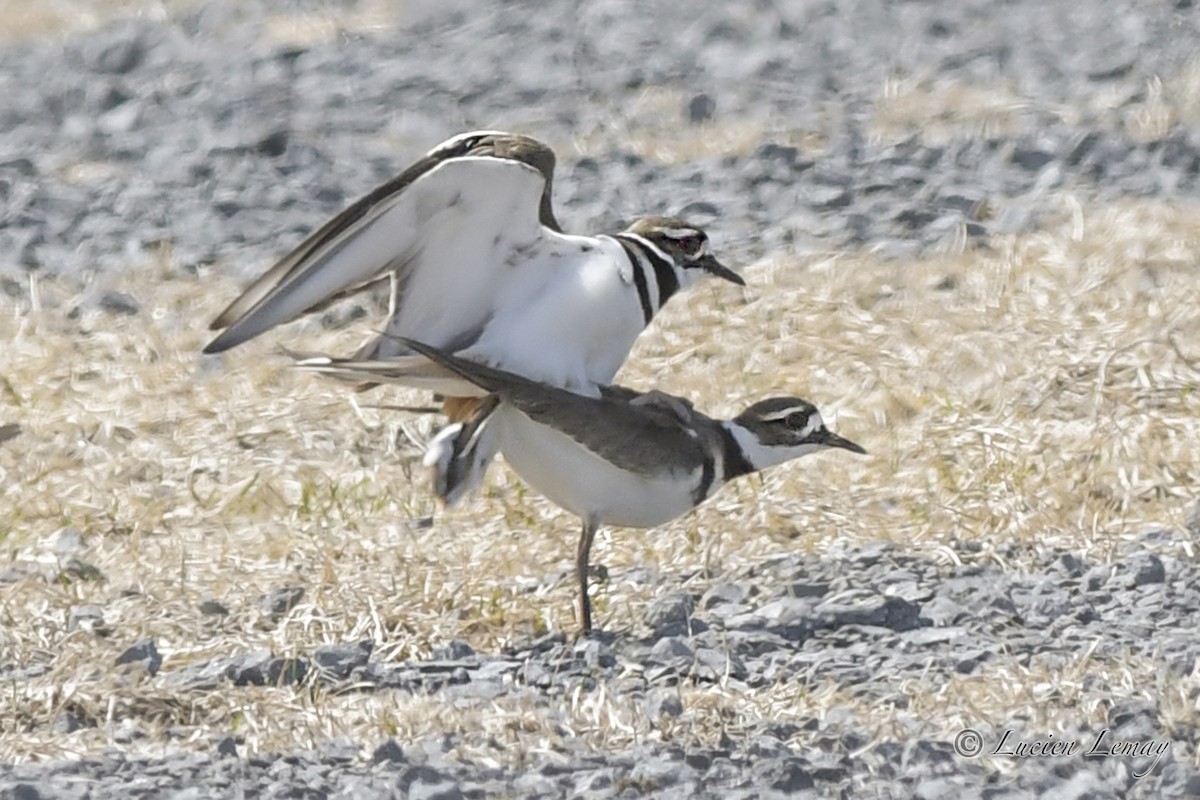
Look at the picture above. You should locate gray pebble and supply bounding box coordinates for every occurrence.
[644,689,684,720]
[67,604,106,634]
[114,638,163,676]
[687,93,716,124]
[258,587,305,619]
[371,739,405,765]
[96,290,140,316]
[647,637,693,673]
[314,640,374,680]
[644,591,695,633]
[198,598,229,616]
[52,528,85,555]
[1130,554,1166,587]
[700,583,748,610]
[215,737,237,758]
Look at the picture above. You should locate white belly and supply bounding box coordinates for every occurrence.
[494,407,701,529]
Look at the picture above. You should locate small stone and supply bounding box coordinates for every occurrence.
[53,527,85,555]
[645,689,683,720]
[647,637,693,672]
[751,597,816,640]
[1084,565,1114,591]
[1010,145,1055,171]
[115,638,163,676]
[1130,554,1166,587]
[199,598,229,616]
[91,31,146,74]
[918,595,966,627]
[98,102,141,135]
[573,637,616,669]
[955,650,990,674]
[409,783,465,800]
[372,738,405,764]
[900,626,964,646]
[750,734,787,759]
[67,604,107,634]
[1087,57,1135,82]
[0,566,33,584]
[10,784,42,800]
[913,777,964,800]
[110,718,143,743]
[255,129,289,157]
[320,738,359,762]
[1186,499,1200,536]
[677,199,720,220]
[53,711,83,734]
[58,558,105,584]
[700,583,747,610]
[789,581,830,598]
[687,93,716,124]
[756,142,801,164]
[644,592,694,632]
[760,757,814,793]
[691,647,748,682]
[258,587,304,619]
[431,640,475,661]
[397,765,455,795]
[190,649,310,687]
[806,184,852,209]
[0,422,21,445]
[98,290,141,316]
[313,640,374,680]
[816,592,921,632]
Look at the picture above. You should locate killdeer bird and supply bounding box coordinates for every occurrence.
[308,337,867,634]
[203,131,744,492]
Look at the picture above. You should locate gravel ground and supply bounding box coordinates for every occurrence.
[2,0,1200,797]
[5,532,1200,798]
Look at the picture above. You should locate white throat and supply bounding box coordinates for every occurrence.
[724,422,822,473]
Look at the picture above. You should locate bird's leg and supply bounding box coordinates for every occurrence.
[576,516,599,635]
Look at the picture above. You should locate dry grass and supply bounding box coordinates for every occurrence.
[872,60,1200,145]
[0,0,196,44]
[0,0,405,46]
[872,76,1043,144]
[573,87,828,165]
[1,197,1198,763]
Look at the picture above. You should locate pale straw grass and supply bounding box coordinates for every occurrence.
[1,196,1198,762]
[873,60,1200,145]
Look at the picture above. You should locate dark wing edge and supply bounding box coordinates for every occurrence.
[204,131,558,354]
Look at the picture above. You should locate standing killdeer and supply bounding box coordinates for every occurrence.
[203,131,744,495]
[307,337,866,634]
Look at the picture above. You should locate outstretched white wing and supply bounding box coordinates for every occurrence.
[204,148,551,355]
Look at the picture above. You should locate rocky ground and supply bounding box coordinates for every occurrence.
[5,532,1200,798]
[2,0,1199,797]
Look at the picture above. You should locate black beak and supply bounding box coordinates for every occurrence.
[814,428,867,455]
[698,253,745,286]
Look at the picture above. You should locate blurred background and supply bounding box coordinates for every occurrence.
[2,0,1197,289]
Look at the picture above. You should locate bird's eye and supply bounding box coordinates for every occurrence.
[784,411,809,430]
[680,234,708,258]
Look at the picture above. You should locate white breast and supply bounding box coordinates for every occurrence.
[462,234,644,396]
[494,407,702,529]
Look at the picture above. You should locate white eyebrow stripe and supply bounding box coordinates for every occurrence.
[758,408,808,422]
[660,227,698,239]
